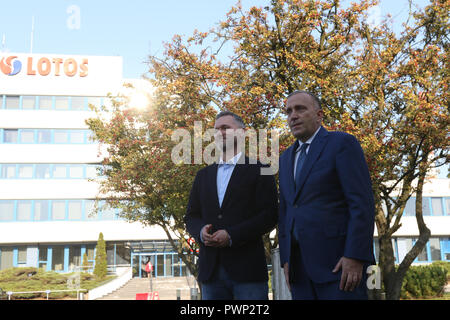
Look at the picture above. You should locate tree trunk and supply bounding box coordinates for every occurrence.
[378,165,431,300]
[378,234,401,299]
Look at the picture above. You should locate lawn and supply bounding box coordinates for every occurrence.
[0,267,116,299]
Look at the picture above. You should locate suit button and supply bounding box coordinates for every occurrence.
[218,214,223,219]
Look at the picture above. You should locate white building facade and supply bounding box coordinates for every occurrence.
[0,53,187,278]
[373,178,450,264]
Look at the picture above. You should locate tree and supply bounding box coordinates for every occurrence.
[87,0,448,298]
[82,253,90,273]
[327,0,449,299]
[94,232,108,279]
[87,88,215,279]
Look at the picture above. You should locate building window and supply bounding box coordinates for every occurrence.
[416,242,429,262]
[35,164,51,179]
[69,246,82,271]
[20,129,35,143]
[38,96,53,109]
[0,200,14,221]
[17,246,27,266]
[52,201,66,220]
[52,165,67,178]
[17,200,32,221]
[397,238,413,263]
[422,197,431,216]
[3,129,18,143]
[442,238,450,261]
[446,198,450,216]
[86,165,100,179]
[54,130,69,143]
[18,164,33,178]
[38,246,48,271]
[55,96,69,110]
[373,238,380,262]
[1,164,16,178]
[431,198,443,216]
[85,245,96,271]
[71,97,85,110]
[52,246,65,271]
[85,200,97,220]
[37,129,52,143]
[5,95,20,109]
[70,130,85,143]
[429,238,441,261]
[0,247,14,270]
[87,97,102,108]
[22,96,36,109]
[34,200,49,221]
[68,201,82,220]
[69,165,84,179]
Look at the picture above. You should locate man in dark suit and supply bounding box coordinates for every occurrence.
[278,90,375,300]
[184,111,278,300]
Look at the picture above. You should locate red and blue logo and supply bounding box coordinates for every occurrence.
[0,56,22,76]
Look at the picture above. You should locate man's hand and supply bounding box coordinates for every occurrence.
[210,230,231,247]
[201,224,230,247]
[332,257,364,291]
[201,224,215,246]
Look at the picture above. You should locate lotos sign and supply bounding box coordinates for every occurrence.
[0,55,88,77]
[0,53,123,96]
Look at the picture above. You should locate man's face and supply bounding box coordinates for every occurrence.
[286,93,323,142]
[214,115,243,151]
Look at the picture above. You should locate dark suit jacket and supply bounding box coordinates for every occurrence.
[278,127,375,284]
[184,157,278,282]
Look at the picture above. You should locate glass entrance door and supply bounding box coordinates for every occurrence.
[131,252,186,278]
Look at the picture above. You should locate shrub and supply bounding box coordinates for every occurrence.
[431,261,450,281]
[401,264,448,299]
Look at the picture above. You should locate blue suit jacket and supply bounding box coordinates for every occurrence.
[278,127,375,283]
[184,157,278,282]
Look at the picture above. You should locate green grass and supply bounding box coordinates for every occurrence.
[0,267,116,299]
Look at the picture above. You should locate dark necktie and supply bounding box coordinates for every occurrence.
[295,143,309,190]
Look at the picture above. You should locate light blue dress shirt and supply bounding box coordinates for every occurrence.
[293,126,321,176]
[217,152,242,207]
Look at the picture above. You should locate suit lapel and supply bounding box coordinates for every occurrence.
[285,142,298,202]
[294,127,329,200]
[207,163,221,210]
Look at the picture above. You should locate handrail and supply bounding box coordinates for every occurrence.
[6,288,87,300]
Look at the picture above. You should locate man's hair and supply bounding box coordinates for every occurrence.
[215,110,245,128]
[287,90,322,110]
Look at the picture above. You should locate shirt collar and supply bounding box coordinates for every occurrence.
[219,152,242,166]
[296,126,321,152]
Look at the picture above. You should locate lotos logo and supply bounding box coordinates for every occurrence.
[0,56,22,76]
[0,55,88,77]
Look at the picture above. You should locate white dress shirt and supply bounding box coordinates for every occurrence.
[217,152,242,207]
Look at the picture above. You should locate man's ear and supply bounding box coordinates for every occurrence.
[317,108,324,120]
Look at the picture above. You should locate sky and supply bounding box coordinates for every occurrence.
[0,0,431,79]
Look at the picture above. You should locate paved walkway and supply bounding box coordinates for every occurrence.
[97,276,198,300]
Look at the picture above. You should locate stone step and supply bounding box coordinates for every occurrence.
[97,277,198,300]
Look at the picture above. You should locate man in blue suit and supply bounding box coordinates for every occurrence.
[278,90,375,300]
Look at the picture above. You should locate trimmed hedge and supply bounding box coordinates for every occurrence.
[401,263,448,299]
[0,267,115,299]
